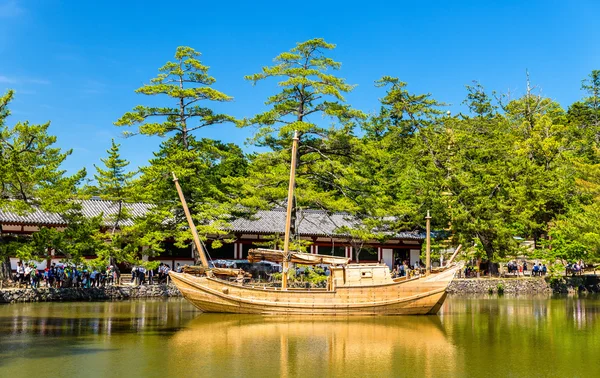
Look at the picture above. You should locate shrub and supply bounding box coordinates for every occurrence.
[497,283,505,295]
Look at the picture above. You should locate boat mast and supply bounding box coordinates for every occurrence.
[282,131,299,290]
[425,210,431,276]
[172,172,210,269]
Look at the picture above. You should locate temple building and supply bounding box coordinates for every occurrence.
[0,198,425,270]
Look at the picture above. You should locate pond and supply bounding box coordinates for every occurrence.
[0,296,599,377]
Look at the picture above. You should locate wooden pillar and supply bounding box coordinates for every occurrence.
[282,131,299,290]
[172,173,209,268]
[426,210,432,276]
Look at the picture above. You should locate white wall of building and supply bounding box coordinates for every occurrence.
[10,257,74,271]
[382,248,394,269]
[410,249,421,266]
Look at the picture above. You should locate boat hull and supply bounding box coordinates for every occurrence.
[169,266,458,315]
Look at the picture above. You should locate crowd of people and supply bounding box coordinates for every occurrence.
[11,261,187,289]
[390,259,424,278]
[507,261,547,276]
[566,261,586,275]
[14,261,119,289]
[130,262,180,285]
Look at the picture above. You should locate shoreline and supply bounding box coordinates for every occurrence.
[0,284,182,303]
[448,275,600,295]
[2,275,599,303]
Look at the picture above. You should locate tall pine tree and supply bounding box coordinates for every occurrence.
[93,139,135,233]
[114,47,241,264]
[240,38,364,243]
[0,90,85,278]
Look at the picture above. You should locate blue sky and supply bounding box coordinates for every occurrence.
[0,0,598,177]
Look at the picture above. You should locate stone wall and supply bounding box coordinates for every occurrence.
[6,276,596,302]
[548,275,600,294]
[0,284,182,303]
[447,278,551,294]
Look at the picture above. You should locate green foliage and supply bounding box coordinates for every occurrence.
[125,135,248,258]
[1,55,599,274]
[115,47,245,263]
[0,91,86,215]
[0,90,85,278]
[93,139,136,200]
[303,266,328,285]
[497,283,505,295]
[238,38,365,242]
[17,214,107,265]
[115,46,235,149]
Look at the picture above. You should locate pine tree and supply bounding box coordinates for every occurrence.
[94,139,135,233]
[0,90,85,279]
[114,47,240,264]
[240,38,365,241]
[115,46,235,150]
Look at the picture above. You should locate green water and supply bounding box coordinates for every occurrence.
[1,296,599,378]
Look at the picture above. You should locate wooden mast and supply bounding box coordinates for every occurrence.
[282,131,299,290]
[172,172,210,269]
[425,210,432,276]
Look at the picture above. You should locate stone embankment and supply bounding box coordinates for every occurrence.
[549,275,600,294]
[0,284,182,303]
[447,278,551,294]
[4,276,599,302]
[448,276,600,294]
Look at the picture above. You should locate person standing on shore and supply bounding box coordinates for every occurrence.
[16,262,25,287]
[31,265,40,288]
[24,264,32,288]
[138,266,146,285]
[518,263,523,276]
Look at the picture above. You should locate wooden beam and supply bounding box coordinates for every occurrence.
[282,131,299,290]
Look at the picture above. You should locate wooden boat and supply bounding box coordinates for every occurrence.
[169,131,460,315]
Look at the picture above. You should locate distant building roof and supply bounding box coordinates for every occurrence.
[228,208,424,240]
[0,199,152,227]
[0,200,424,240]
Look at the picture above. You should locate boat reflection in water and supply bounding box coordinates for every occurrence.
[169,314,459,377]
[2,297,600,377]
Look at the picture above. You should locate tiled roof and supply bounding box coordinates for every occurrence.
[228,208,425,240]
[79,200,153,226]
[0,200,424,240]
[0,199,153,227]
[0,208,64,225]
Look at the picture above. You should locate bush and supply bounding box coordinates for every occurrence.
[497,283,505,295]
[488,287,494,295]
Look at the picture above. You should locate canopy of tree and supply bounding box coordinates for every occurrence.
[1,40,599,272]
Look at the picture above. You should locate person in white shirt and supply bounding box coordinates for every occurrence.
[16,262,25,287]
[24,265,32,287]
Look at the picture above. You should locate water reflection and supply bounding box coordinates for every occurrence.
[441,295,600,377]
[0,296,599,377]
[0,300,194,337]
[169,315,458,377]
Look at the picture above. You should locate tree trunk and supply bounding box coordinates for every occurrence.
[0,255,12,281]
[478,232,496,276]
[290,197,297,241]
[191,243,200,266]
[109,256,121,275]
[111,200,123,235]
[487,252,495,277]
